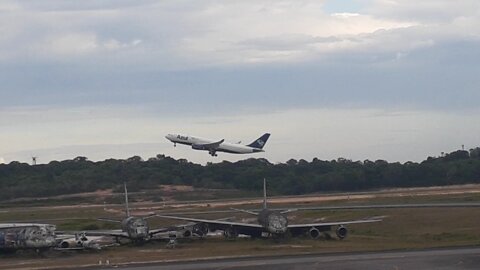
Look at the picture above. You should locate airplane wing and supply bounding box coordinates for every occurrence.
[287,218,382,238]
[287,218,382,229]
[230,208,258,216]
[97,218,122,223]
[149,227,172,235]
[192,139,225,150]
[156,215,263,236]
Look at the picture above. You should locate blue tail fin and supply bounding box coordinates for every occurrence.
[247,133,270,149]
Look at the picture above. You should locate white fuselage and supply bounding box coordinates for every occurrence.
[165,134,263,154]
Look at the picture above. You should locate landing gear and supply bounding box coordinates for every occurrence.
[209,151,218,157]
[174,142,176,147]
[166,233,177,249]
[223,227,238,240]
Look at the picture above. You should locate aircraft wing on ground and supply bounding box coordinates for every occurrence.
[287,218,382,238]
[149,227,171,235]
[230,208,259,215]
[97,218,122,223]
[156,215,263,237]
[287,218,382,229]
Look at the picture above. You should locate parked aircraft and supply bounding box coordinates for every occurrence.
[77,183,170,243]
[0,223,57,252]
[157,179,382,239]
[165,133,270,157]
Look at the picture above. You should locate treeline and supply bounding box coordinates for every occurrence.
[1,148,480,200]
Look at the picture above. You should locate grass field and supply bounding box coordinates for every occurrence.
[1,186,480,269]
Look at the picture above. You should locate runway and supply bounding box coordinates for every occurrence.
[85,246,480,270]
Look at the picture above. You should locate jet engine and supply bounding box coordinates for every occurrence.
[58,234,99,250]
[182,229,192,238]
[308,227,321,239]
[192,223,209,237]
[59,240,72,249]
[336,226,348,239]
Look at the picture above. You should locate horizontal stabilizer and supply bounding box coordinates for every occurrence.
[97,218,122,223]
[230,208,258,216]
[280,209,298,214]
[143,214,158,220]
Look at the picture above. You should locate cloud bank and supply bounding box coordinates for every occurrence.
[1,0,479,163]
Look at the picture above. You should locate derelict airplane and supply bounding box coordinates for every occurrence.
[0,223,57,252]
[58,183,205,245]
[157,179,382,240]
[64,183,170,243]
[165,133,270,157]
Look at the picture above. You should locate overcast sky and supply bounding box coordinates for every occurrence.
[1,0,479,164]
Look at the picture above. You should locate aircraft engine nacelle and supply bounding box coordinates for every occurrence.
[60,241,70,249]
[192,223,209,237]
[336,226,348,239]
[192,144,206,150]
[182,229,192,238]
[308,227,321,239]
[59,238,90,249]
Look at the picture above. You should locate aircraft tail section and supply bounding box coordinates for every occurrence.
[124,182,130,218]
[247,133,270,149]
[262,178,268,210]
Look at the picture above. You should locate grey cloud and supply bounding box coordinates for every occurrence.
[367,0,480,23]
[0,0,478,114]
[237,34,341,51]
[16,0,158,12]
[2,38,479,114]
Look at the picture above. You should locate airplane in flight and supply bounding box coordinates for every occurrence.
[165,133,270,157]
[0,223,57,253]
[157,179,382,240]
